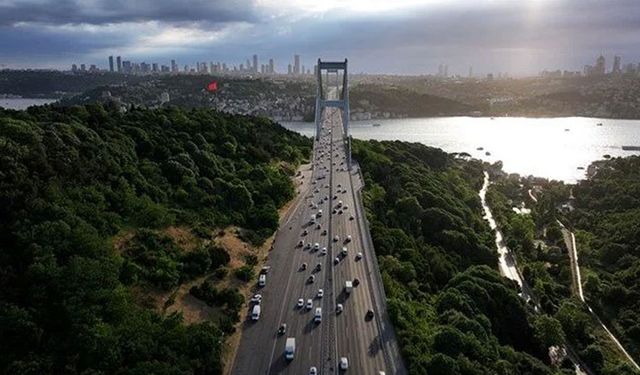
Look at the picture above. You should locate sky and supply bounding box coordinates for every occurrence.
[1,0,639,76]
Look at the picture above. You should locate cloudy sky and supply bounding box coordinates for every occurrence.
[1,0,639,76]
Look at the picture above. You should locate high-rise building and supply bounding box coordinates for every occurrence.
[80,64,86,71]
[612,55,621,74]
[253,54,258,73]
[171,59,177,73]
[468,66,473,78]
[116,56,122,72]
[443,64,448,78]
[294,55,300,75]
[152,63,158,72]
[108,56,114,72]
[71,64,77,72]
[288,64,292,75]
[595,55,606,75]
[269,58,275,74]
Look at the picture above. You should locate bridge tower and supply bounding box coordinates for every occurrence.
[315,58,351,170]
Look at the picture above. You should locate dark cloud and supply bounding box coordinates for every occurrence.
[1,0,639,74]
[0,0,255,26]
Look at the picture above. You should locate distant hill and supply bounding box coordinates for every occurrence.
[351,84,477,118]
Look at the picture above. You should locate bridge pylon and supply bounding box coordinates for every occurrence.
[314,58,351,170]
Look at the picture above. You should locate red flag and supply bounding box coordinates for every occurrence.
[206,80,218,92]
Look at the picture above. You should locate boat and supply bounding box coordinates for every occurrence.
[564,128,570,132]
[603,154,611,159]
[490,117,495,120]
[477,147,484,151]
[372,123,381,127]
[622,146,640,151]
[485,151,491,156]
[577,166,585,170]
[597,123,603,126]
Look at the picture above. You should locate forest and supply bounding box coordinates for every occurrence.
[0,104,311,374]
[570,156,640,367]
[352,140,567,374]
[486,165,640,374]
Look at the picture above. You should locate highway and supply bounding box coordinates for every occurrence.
[230,107,404,375]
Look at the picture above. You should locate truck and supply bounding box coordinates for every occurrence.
[251,305,261,321]
[285,337,296,360]
[345,280,353,294]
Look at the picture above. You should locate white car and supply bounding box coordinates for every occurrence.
[309,367,318,375]
[346,235,352,242]
[297,298,304,308]
[334,235,340,242]
[306,299,313,310]
[318,289,324,298]
[320,247,327,255]
[251,294,262,304]
[340,357,349,370]
[336,304,343,314]
[356,252,363,260]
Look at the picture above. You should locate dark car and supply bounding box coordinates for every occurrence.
[365,309,374,320]
[353,278,360,287]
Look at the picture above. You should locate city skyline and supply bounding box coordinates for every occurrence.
[1,0,640,76]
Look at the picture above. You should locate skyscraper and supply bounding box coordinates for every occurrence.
[253,54,258,73]
[269,58,274,74]
[116,56,122,72]
[288,64,292,75]
[612,55,621,74]
[595,55,605,75]
[171,59,177,73]
[294,54,300,75]
[108,56,114,72]
[468,66,473,78]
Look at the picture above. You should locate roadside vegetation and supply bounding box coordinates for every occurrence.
[353,140,565,375]
[486,163,640,374]
[0,104,311,374]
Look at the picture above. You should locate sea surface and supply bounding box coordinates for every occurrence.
[0,98,57,110]
[283,116,640,182]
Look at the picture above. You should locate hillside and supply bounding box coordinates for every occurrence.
[0,104,311,374]
[352,140,562,374]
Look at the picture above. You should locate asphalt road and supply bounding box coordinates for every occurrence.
[231,108,403,375]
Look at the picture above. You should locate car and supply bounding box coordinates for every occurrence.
[251,294,262,304]
[336,304,343,314]
[305,243,312,250]
[332,209,337,214]
[343,205,349,210]
[318,289,324,298]
[341,247,348,256]
[297,298,304,308]
[353,278,360,287]
[339,357,349,370]
[314,243,320,251]
[322,229,327,236]
[334,257,340,265]
[355,252,363,260]
[309,367,318,375]
[298,240,304,247]
[366,309,374,320]
[306,299,313,310]
[301,263,307,270]
[302,229,308,236]
[308,275,315,283]
[346,235,352,243]
[334,235,340,242]
[320,247,327,255]
[278,323,287,335]
[338,210,343,215]
[316,224,322,229]
[315,263,322,271]
[349,215,355,221]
